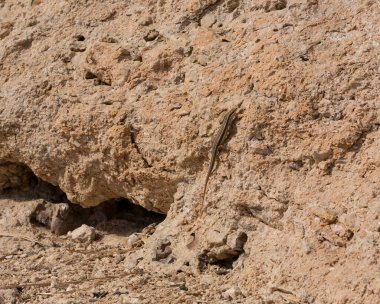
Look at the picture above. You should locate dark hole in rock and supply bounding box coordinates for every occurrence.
[95,198,166,235]
[0,162,166,236]
[84,71,111,86]
[198,250,241,271]
[92,291,108,299]
[94,78,111,86]
[198,232,248,271]
[300,54,309,61]
[76,34,85,41]
[30,176,68,203]
[144,29,159,41]
[85,71,97,79]
[0,162,67,203]
[30,198,166,236]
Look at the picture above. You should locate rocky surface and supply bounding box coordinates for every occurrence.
[1,0,380,303]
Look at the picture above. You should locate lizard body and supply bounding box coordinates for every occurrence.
[201,107,239,213]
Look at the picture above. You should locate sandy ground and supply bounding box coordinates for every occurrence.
[0,194,248,304]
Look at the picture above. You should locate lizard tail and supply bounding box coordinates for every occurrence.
[200,177,209,216]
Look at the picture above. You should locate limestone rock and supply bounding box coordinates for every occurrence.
[0,0,379,303]
[69,224,96,243]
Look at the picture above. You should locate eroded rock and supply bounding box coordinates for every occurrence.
[0,0,379,302]
[69,224,96,243]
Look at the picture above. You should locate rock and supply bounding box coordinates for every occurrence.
[114,254,125,264]
[153,239,174,263]
[310,207,338,225]
[141,223,157,235]
[30,201,86,235]
[69,41,86,52]
[312,149,332,163]
[225,0,240,13]
[265,0,287,12]
[127,233,142,247]
[144,29,159,41]
[50,276,58,288]
[222,286,243,300]
[200,14,216,28]
[92,291,108,299]
[68,224,96,243]
[288,161,303,171]
[331,224,354,241]
[0,1,379,303]
[226,231,248,252]
[140,16,153,26]
[121,295,141,304]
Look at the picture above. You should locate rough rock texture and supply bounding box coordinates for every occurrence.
[1,0,380,303]
[68,224,96,243]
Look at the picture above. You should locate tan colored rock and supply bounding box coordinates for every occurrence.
[0,0,380,303]
[139,15,153,26]
[200,14,216,28]
[310,206,338,225]
[222,286,243,300]
[69,224,96,243]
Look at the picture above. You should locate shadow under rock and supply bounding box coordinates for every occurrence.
[0,162,166,237]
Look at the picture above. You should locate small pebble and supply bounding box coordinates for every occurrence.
[121,295,141,304]
[222,286,243,300]
[140,16,153,26]
[68,224,96,243]
[144,29,159,41]
[127,234,141,247]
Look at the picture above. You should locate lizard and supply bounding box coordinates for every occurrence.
[200,106,239,214]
